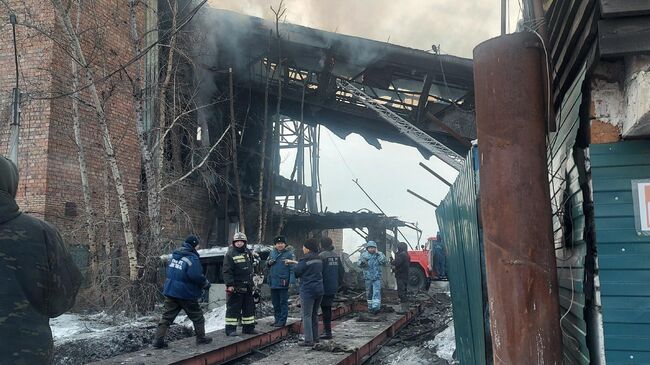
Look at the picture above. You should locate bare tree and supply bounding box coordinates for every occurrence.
[69,0,99,279]
[52,0,140,281]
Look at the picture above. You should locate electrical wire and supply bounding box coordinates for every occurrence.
[325,128,356,180]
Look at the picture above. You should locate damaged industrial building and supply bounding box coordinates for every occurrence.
[1,0,650,364]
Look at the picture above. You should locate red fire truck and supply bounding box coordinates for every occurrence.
[407,235,445,291]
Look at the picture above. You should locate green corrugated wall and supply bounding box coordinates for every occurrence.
[436,148,488,365]
[547,64,591,365]
[592,140,650,364]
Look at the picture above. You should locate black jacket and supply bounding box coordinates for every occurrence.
[319,249,344,295]
[222,245,254,288]
[393,242,410,279]
[0,157,82,364]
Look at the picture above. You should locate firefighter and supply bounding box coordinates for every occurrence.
[0,156,82,364]
[223,232,258,336]
[154,235,213,348]
[392,242,410,313]
[267,235,295,327]
[358,241,387,314]
[318,236,344,339]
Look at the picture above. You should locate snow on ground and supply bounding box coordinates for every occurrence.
[425,322,456,363]
[386,346,443,365]
[50,312,154,344]
[51,311,192,365]
[175,304,227,333]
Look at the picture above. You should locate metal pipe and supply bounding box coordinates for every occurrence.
[474,32,563,364]
[8,14,21,168]
[501,0,507,35]
[406,189,438,208]
[419,162,453,187]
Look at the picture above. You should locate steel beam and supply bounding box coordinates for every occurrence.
[474,32,563,364]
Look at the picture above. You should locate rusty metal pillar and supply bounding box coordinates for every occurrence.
[473,32,563,365]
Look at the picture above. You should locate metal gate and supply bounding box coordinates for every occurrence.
[436,147,489,364]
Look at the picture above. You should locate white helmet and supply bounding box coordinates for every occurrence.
[233,232,248,243]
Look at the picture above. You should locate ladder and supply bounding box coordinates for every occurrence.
[337,79,464,171]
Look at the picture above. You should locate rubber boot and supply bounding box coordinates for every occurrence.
[195,322,213,345]
[320,325,332,339]
[242,324,260,335]
[152,324,169,349]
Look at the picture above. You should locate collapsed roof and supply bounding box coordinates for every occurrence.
[204,9,476,157]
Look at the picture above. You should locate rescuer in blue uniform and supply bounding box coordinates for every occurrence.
[432,234,447,279]
[319,236,344,339]
[154,235,212,348]
[267,235,295,327]
[358,240,387,314]
[286,238,324,346]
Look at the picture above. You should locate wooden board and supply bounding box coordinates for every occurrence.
[250,314,403,365]
[599,16,650,57]
[600,0,650,18]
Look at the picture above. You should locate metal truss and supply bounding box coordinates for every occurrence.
[337,79,464,171]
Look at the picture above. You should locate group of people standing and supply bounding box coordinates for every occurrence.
[154,232,411,348]
[267,236,344,345]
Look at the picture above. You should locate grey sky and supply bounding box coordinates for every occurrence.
[207,0,522,250]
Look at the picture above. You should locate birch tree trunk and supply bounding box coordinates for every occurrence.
[157,0,178,182]
[71,0,99,279]
[53,0,139,281]
[129,0,163,252]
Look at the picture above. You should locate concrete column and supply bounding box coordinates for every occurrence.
[474,32,563,364]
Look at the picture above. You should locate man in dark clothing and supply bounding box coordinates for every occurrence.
[0,156,82,364]
[223,232,258,336]
[267,235,295,327]
[286,238,323,346]
[392,242,410,313]
[154,235,212,348]
[318,237,343,339]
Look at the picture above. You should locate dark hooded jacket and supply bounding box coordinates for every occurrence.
[0,157,82,364]
[393,242,410,279]
[163,242,209,300]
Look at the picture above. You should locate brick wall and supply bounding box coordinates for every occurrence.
[0,0,213,264]
[160,178,213,251]
[0,0,57,218]
[324,229,344,251]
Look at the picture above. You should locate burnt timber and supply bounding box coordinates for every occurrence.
[208,9,476,158]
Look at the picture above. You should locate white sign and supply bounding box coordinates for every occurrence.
[632,180,650,234]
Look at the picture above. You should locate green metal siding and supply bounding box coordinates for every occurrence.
[436,148,488,365]
[547,63,591,365]
[592,140,650,365]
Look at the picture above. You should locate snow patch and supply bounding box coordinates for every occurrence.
[176,304,227,333]
[386,346,440,365]
[50,312,155,344]
[425,323,456,362]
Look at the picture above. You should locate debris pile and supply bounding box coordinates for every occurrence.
[52,312,193,365]
[367,289,456,365]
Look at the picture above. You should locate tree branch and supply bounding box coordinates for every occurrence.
[160,125,231,193]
